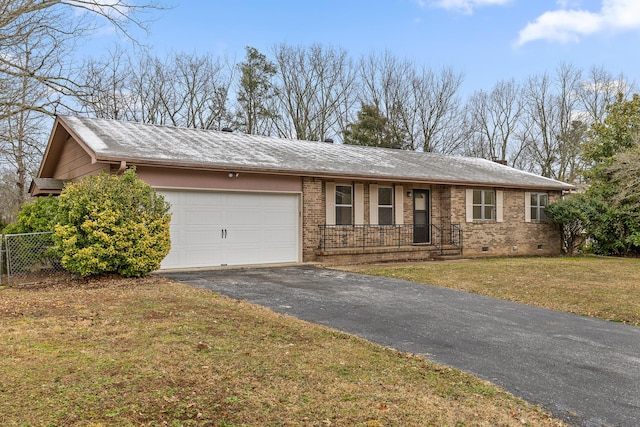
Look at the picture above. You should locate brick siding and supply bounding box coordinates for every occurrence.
[302,177,564,264]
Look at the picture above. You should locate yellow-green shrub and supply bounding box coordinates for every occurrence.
[54,169,171,277]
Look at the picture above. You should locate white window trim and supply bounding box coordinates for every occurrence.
[335,183,354,225]
[526,192,548,222]
[466,188,503,222]
[377,185,394,226]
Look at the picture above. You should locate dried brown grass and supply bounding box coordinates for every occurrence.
[342,256,640,326]
[0,274,566,426]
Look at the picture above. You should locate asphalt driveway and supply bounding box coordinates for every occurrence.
[163,265,640,427]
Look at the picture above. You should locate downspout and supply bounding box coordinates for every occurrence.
[117,160,127,175]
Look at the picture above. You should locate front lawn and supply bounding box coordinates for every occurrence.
[0,275,566,426]
[341,256,640,326]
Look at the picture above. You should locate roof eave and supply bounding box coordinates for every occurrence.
[92,154,574,191]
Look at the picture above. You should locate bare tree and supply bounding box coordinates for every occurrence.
[78,46,135,120]
[1,0,161,117]
[413,67,465,154]
[578,65,634,125]
[79,50,234,130]
[271,43,357,141]
[357,52,464,153]
[0,0,162,220]
[173,52,233,129]
[0,14,68,215]
[554,63,584,182]
[129,53,176,126]
[465,79,525,163]
[358,51,414,148]
[522,64,583,180]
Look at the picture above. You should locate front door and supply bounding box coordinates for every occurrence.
[413,190,430,243]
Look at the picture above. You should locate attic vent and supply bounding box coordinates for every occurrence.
[392,145,402,149]
[221,127,233,133]
[323,138,334,143]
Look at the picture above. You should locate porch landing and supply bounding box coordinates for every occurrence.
[315,244,462,265]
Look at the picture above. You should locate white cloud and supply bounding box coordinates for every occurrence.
[516,0,640,46]
[426,0,512,15]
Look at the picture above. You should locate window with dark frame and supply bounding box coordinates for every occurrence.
[531,193,548,221]
[378,186,394,225]
[335,184,353,225]
[472,189,495,221]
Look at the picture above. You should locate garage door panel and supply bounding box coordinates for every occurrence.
[227,197,254,208]
[227,211,261,226]
[226,227,257,244]
[185,229,221,242]
[225,246,261,265]
[186,211,223,225]
[262,211,296,226]
[160,190,299,269]
[264,228,296,244]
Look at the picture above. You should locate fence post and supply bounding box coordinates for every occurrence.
[1,234,4,285]
[5,234,12,286]
[318,225,325,251]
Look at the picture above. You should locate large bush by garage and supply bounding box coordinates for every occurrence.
[2,196,59,234]
[54,169,171,277]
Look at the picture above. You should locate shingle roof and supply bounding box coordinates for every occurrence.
[58,115,573,190]
[28,178,68,196]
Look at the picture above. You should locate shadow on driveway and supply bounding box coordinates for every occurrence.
[163,265,640,427]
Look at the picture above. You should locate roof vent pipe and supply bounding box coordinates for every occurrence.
[323,138,334,143]
[221,127,233,132]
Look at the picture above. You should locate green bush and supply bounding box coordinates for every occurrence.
[2,196,59,234]
[545,194,590,255]
[2,197,61,276]
[54,169,171,277]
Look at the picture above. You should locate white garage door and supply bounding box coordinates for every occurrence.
[159,190,300,269]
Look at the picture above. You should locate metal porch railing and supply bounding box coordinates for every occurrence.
[318,223,462,256]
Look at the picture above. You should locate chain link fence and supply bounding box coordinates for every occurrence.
[1,232,69,286]
[1,234,5,285]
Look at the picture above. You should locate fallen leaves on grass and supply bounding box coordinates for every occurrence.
[0,274,567,426]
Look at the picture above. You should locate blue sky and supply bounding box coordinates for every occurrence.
[88,0,640,96]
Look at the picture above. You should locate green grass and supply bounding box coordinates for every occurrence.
[0,274,566,426]
[341,256,640,326]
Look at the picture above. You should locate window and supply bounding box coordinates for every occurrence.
[378,187,394,225]
[335,184,353,225]
[530,193,548,221]
[472,189,495,220]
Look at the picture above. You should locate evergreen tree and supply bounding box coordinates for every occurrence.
[236,46,277,135]
[343,104,404,148]
[579,93,640,255]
